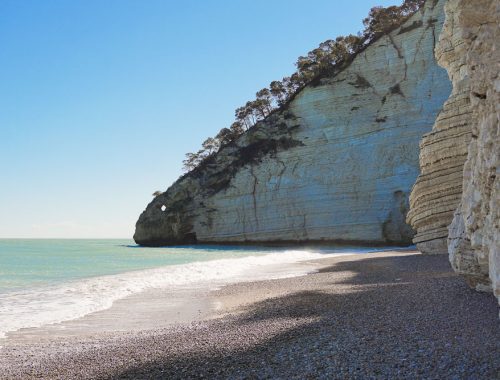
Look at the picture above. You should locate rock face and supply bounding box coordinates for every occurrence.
[406,0,474,254]
[134,0,451,247]
[444,0,499,299]
[408,0,499,305]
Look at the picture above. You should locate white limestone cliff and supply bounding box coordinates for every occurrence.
[134,0,451,247]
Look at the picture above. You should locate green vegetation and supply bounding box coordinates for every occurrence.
[182,0,425,173]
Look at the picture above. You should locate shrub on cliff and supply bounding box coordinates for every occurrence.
[363,0,424,41]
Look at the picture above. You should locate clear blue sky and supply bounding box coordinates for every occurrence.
[0,0,399,238]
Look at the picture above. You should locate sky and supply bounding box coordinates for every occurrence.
[0,0,400,238]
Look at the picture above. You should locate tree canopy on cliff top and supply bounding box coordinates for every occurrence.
[180,0,425,174]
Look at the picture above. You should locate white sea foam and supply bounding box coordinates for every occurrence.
[0,249,353,339]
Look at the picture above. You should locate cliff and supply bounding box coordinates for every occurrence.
[445,0,498,297]
[406,0,473,254]
[409,0,498,304]
[134,0,451,247]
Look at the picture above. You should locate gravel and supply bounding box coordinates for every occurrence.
[0,251,499,379]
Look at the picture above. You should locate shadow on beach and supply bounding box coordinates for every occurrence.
[107,254,499,379]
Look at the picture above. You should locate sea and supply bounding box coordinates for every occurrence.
[0,239,388,339]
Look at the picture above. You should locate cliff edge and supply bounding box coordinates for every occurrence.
[134,0,450,247]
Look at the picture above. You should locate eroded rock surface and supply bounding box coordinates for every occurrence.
[444,0,499,299]
[407,0,474,254]
[134,1,450,246]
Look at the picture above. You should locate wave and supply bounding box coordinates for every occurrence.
[0,249,354,339]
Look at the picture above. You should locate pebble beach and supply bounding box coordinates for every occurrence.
[1,250,499,379]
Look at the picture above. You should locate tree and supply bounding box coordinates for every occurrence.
[290,72,306,90]
[235,106,247,130]
[270,80,287,105]
[202,137,219,155]
[344,34,364,54]
[152,190,163,197]
[235,106,253,130]
[249,99,266,120]
[297,52,318,71]
[215,127,235,146]
[244,101,259,125]
[363,6,405,41]
[331,37,350,63]
[401,0,425,15]
[182,152,200,172]
[230,121,245,137]
[256,88,273,115]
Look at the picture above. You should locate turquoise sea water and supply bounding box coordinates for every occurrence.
[0,239,393,338]
[0,239,283,293]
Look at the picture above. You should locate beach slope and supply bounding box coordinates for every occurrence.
[1,251,499,379]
